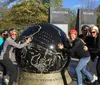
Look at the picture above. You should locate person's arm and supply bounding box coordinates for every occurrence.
[57,43,69,52]
[59,48,70,53]
[0,38,3,46]
[88,48,100,53]
[8,37,31,49]
[71,40,80,52]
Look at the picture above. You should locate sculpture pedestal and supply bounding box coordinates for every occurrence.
[18,70,72,85]
[65,70,72,84]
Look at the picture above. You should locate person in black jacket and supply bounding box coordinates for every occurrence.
[85,25,100,85]
[1,29,9,84]
[78,25,98,84]
[58,29,96,85]
[78,25,90,41]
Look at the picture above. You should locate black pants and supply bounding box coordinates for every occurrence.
[0,62,7,76]
[97,58,100,83]
[14,64,20,82]
[0,59,17,85]
[87,58,97,76]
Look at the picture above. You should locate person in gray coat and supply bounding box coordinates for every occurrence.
[0,28,31,85]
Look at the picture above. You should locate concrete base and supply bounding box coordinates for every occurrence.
[65,70,72,84]
[18,70,72,85]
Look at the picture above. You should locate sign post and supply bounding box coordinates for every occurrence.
[76,9,97,34]
[49,7,70,35]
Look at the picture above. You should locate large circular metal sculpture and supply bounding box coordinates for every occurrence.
[16,24,71,85]
[16,24,70,73]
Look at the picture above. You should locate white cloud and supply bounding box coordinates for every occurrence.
[74,4,82,8]
[73,0,100,9]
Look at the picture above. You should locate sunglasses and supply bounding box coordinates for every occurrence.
[11,34,17,35]
[83,30,88,31]
[91,31,96,34]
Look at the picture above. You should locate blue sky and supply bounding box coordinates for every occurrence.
[63,0,100,9]
[63,0,80,9]
[7,0,100,9]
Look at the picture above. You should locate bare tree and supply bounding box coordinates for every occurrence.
[0,0,16,6]
[81,0,96,9]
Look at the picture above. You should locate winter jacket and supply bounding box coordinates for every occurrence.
[0,37,27,60]
[60,38,90,59]
[85,34,100,61]
[0,37,4,54]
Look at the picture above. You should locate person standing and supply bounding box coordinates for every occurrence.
[85,25,100,85]
[78,25,90,41]
[0,32,4,83]
[78,25,98,84]
[58,29,96,85]
[0,29,10,85]
[1,29,9,41]
[0,32,4,54]
[0,28,31,85]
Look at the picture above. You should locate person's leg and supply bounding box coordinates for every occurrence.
[0,63,9,85]
[96,58,100,84]
[86,60,94,75]
[14,64,20,82]
[93,57,98,76]
[82,66,93,81]
[75,57,91,85]
[0,60,17,85]
[0,64,3,84]
[83,60,93,83]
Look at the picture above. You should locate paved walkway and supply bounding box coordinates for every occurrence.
[69,81,86,85]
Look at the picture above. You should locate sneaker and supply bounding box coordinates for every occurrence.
[4,78,9,85]
[13,82,18,85]
[91,77,96,83]
[93,74,98,80]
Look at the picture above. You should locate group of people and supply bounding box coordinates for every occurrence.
[0,25,100,85]
[58,25,100,85]
[0,28,31,85]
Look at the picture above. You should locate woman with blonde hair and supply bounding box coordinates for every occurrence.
[0,28,31,85]
[85,25,100,85]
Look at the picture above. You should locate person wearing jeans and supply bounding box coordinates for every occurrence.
[58,29,96,85]
[76,57,94,85]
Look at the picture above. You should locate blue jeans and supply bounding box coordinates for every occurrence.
[75,57,93,85]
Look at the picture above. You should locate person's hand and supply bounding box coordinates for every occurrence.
[58,43,64,49]
[84,46,88,51]
[26,37,31,44]
[66,35,70,40]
